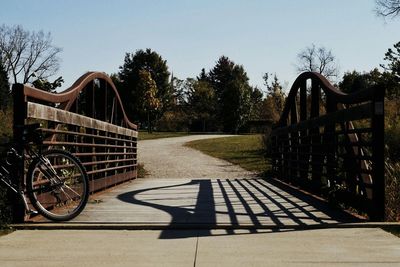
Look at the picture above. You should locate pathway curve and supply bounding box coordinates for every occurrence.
[137,135,255,179]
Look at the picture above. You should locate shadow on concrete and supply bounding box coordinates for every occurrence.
[117,178,362,239]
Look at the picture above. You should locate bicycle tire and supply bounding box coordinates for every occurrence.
[26,149,89,221]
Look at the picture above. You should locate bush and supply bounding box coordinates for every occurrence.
[0,187,11,227]
[386,161,400,221]
[0,108,12,226]
[383,98,400,221]
[156,110,189,132]
[386,124,400,162]
[0,108,12,140]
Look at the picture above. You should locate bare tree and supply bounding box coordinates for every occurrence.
[295,44,339,80]
[376,0,400,18]
[0,24,62,84]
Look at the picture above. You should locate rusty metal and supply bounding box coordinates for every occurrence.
[22,72,137,130]
[12,72,138,221]
[270,72,384,220]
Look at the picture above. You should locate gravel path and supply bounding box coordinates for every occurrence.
[138,135,256,179]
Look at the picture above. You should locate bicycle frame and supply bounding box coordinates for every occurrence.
[0,130,45,215]
[0,168,37,215]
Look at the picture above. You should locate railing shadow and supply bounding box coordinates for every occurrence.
[117,177,362,239]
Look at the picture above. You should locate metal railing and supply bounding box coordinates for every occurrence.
[12,72,138,221]
[269,72,384,220]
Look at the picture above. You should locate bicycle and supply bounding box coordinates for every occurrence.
[0,123,89,221]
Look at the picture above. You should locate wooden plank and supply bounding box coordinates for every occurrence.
[90,171,136,193]
[27,102,138,138]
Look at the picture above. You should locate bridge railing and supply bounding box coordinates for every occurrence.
[12,72,138,221]
[269,72,384,220]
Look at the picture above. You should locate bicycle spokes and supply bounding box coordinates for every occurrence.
[28,150,88,220]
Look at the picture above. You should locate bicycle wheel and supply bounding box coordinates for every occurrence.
[27,149,89,221]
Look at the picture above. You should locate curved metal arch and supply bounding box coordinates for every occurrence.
[22,71,137,130]
[270,71,385,219]
[278,71,375,126]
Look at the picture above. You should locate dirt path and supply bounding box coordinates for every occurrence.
[138,135,256,179]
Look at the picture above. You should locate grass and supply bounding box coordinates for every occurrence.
[138,131,190,141]
[185,134,270,174]
[137,163,148,178]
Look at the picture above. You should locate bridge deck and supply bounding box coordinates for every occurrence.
[32,177,360,227]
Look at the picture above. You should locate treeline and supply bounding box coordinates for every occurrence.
[113,49,284,133]
[338,41,400,163]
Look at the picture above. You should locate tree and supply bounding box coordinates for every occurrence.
[118,48,171,123]
[208,56,252,133]
[339,68,400,98]
[31,76,64,92]
[0,58,10,110]
[382,41,400,79]
[248,86,264,120]
[137,70,160,133]
[188,80,217,132]
[376,0,400,18]
[262,73,286,122]
[295,44,339,80]
[197,68,208,82]
[0,24,62,84]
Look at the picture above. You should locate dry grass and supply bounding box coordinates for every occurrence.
[385,161,400,221]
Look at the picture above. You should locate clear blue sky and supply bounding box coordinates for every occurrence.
[1,0,399,91]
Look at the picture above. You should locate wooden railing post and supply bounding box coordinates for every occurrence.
[269,72,385,220]
[371,88,385,221]
[299,81,309,183]
[11,84,27,223]
[310,78,322,188]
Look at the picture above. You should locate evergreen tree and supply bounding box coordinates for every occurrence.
[382,41,400,80]
[209,56,252,133]
[197,68,208,82]
[249,86,264,120]
[339,68,400,98]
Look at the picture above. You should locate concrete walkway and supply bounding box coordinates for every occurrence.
[1,228,400,266]
[2,135,400,266]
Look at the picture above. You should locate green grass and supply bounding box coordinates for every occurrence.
[138,131,190,140]
[185,135,270,174]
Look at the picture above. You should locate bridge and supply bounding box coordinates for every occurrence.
[4,71,399,266]
[10,71,385,226]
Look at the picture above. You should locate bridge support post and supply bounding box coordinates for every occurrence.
[371,89,385,221]
[11,84,27,223]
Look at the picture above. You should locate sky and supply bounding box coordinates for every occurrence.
[1,0,399,92]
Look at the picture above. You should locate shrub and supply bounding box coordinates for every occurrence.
[0,108,12,140]
[386,124,400,162]
[156,110,189,132]
[0,108,12,226]
[385,161,400,221]
[0,187,11,227]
